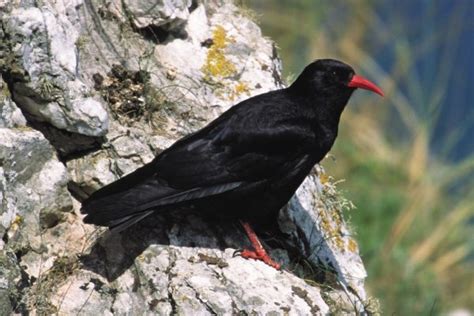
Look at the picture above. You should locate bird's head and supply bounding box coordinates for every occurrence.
[289,59,384,99]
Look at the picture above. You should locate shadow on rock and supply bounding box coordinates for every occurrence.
[80,211,250,281]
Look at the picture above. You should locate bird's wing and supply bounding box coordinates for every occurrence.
[82,91,316,226]
[156,91,316,188]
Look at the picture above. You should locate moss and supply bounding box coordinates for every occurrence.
[202,26,236,80]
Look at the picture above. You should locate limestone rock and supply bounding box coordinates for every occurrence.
[0,76,26,128]
[1,5,109,145]
[0,250,21,316]
[0,127,72,237]
[124,0,193,30]
[284,172,368,310]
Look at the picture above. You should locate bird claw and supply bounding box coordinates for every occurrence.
[235,248,281,270]
[232,249,243,257]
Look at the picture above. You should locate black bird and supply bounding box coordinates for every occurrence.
[81,59,383,269]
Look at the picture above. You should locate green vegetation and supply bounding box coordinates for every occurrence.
[246,0,474,314]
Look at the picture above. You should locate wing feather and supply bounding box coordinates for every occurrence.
[81,89,317,227]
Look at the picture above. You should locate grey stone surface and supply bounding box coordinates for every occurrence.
[0,77,27,128]
[45,216,331,315]
[0,127,72,237]
[124,0,193,29]
[0,0,372,314]
[285,171,368,309]
[2,6,109,137]
[0,250,21,316]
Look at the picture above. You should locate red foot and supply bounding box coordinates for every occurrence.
[240,249,281,270]
[238,221,281,270]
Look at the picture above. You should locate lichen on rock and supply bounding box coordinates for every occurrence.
[202,25,237,79]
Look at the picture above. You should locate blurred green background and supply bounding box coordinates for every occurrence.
[244,0,474,314]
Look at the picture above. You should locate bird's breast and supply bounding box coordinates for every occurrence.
[307,123,337,163]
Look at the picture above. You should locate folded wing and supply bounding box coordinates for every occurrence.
[81,91,316,228]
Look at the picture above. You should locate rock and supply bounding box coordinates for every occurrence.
[0,0,373,314]
[0,98,27,128]
[0,127,72,237]
[0,250,21,316]
[284,171,368,309]
[0,76,27,128]
[124,0,193,30]
[5,7,108,136]
[1,5,109,156]
[46,216,330,315]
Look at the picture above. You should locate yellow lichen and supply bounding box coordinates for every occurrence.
[318,202,351,252]
[229,81,250,100]
[234,82,249,94]
[10,215,23,232]
[12,215,23,225]
[334,236,345,250]
[314,169,358,253]
[202,26,236,79]
[348,238,359,253]
[319,173,330,184]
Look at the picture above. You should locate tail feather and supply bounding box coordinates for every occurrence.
[108,210,154,233]
[81,165,243,228]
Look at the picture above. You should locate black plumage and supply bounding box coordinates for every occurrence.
[82,59,383,234]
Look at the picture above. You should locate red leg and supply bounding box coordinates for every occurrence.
[238,220,281,270]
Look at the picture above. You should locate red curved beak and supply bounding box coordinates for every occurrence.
[347,74,384,97]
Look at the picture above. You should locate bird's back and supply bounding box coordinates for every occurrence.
[81,88,325,229]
